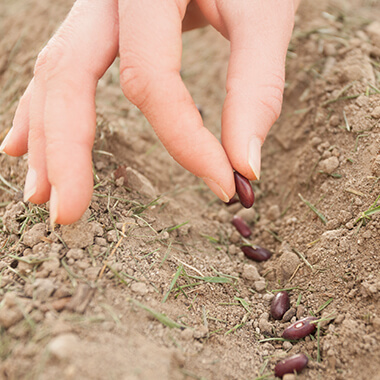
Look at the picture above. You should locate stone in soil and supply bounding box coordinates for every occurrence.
[282,308,296,322]
[47,333,80,361]
[0,293,25,329]
[126,167,157,198]
[319,156,339,174]
[29,278,56,302]
[242,264,262,281]
[65,283,96,313]
[277,251,300,282]
[131,282,148,296]
[61,219,95,249]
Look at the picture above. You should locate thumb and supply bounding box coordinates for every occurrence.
[219,0,295,180]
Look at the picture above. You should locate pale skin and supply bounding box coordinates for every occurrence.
[1,0,300,225]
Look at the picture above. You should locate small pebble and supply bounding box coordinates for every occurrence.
[47,334,80,361]
[131,282,148,296]
[282,308,296,323]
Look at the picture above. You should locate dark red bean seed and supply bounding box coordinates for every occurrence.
[231,215,252,238]
[241,245,272,262]
[270,291,290,320]
[234,171,255,208]
[274,353,308,378]
[282,316,318,340]
[225,196,239,206]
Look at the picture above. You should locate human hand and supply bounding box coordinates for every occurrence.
[1,0,298,225]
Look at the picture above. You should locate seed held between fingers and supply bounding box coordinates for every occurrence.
[234,171,254,208]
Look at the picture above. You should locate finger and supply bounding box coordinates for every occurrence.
[29,0,119,224]
[118,0,235,201]
[219,0,295,180]
[1,80,33,156]
[25,72,51,204]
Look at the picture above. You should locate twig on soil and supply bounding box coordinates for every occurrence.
[342,110,350,132]
[345,188,366,197]
[172,256,204,276]
[288,263,302,282]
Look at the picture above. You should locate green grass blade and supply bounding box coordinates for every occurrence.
[298,193,327,224]
[162,265,183,303]
[129,298,186,329]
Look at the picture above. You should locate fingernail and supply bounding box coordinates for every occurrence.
[248,137,262,180]
[0,127,13,153]
[50,186,59,227]
[23,168,37,202]
[202,177,230,203]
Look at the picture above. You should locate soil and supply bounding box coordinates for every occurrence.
[0,0,380,379]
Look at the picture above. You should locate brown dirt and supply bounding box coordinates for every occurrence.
[1,1,380,379]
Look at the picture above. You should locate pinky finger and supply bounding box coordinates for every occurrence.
[1,79,33,156]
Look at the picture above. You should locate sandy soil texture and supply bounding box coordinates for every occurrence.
[0,0,379,379]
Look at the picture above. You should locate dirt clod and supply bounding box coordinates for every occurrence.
[23,223,46,247]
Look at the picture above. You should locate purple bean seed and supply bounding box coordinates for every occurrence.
[274,353,308,378]
[270,291,290,320]
[234,171,255,208]
[225,196,240,206]
[231,215,252,238]
[282,316,318,340]
[241,245,272,262]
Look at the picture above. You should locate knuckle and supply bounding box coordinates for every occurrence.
[34,36,75,82]
[119,63,153,110]
[258,73,285,122]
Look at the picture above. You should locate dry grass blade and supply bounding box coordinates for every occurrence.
[98,223,126,279]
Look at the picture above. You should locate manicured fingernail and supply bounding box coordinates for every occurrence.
[23,168,37,202]
[202,178,230,203]
[0,127,13,152]
[50,186,59,227]
[248,137,261,180]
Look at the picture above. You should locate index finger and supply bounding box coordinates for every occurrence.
[118,0,235,202]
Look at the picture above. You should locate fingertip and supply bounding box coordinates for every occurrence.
[50,183,93,226]
[202,177,233,203]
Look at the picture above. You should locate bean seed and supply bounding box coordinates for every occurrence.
[234,171,254,208]
[270,291,290,320]
[282,316,318,340]
[274,353,308,378]
[231,215,252,238]
[225,196,239,206]
[241,245,272,262]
